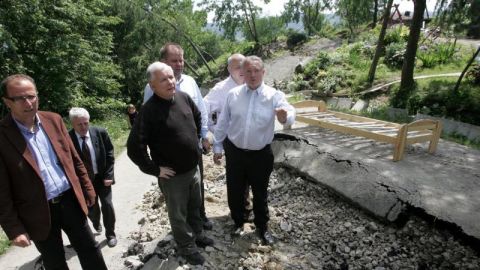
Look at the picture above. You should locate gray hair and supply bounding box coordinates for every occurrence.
[241,55,264,69]
[69,107,90,121]
[146,61,173,81]
[227,53,245,66]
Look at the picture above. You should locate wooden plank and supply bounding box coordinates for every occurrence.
[393,125,408,161]
[293,100,327,112]
[405,134,434,144]
[296,115,397,144]
[428,121,442,153]
[330,111,402,128]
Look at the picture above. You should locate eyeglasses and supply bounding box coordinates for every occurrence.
[4,95,38,103]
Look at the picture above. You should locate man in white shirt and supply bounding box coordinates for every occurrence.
[213,56,295,245]
[143,43,212,230]
[204,53,255,223]
[204,53,245,133]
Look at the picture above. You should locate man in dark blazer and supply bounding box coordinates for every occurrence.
[68,107,117,248]
[0,74,107,269]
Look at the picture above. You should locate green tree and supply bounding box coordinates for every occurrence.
[0,0,122,116]
[282,0,331,36]
[367,0,394,85]
[336,0,373,37]
[394,0,426,108]
[436,0,480,38]
[199,0,268,49]
[242,16,284,44]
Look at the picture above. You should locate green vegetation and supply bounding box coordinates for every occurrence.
[0,230,9,255]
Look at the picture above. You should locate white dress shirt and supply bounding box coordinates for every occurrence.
[143,74,208,138]
[75,131,98,174]
[213,83,295,153]
[204,76,242,133]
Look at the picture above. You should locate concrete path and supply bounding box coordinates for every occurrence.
[0,150,155,270]
[273,122,480,241]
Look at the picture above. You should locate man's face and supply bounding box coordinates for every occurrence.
[163,48,184,80]
[72,116,90,137]
[228,57,244,85]
[243,60,265,90]
[150,68,176,100]
[2,79,38,124]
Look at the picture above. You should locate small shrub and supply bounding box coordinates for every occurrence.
[286,30,308,49]
[384,25,409,46]
[467,63,480,85]
[384,42,406,69]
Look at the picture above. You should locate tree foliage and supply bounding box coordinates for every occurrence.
[282,0,331,36]
[199,0,269,48]
[336,0,373,37]
[435,0,480,38]
[0,0,123,116]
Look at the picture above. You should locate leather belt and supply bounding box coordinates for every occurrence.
[49,189,71,204]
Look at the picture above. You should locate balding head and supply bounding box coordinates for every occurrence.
[227,53,245,85]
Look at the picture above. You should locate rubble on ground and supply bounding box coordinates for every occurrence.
[123,154,480,270]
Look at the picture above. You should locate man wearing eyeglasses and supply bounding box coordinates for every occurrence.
[0,74,108,269]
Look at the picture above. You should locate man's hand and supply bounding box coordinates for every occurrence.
[275,108,288,124]
[104,179,113,186]
[13,233,31,247]
[159,167,176,179]
[213,153,223,165]
[86,195,96,207]
[202,138,211,154]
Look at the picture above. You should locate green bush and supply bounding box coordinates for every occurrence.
[467,63,480,85]
[417,42,457,68]
[384,25,409,46]
[73,96,127,120]
[286,30,308,49]
[384,42,406,69]
[302,51,331,80]
[0,229,9,255]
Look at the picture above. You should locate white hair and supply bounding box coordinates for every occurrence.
[227,53,245,66]
[146,61,173,81]
[69,107,90,120]
[241,55,264,69]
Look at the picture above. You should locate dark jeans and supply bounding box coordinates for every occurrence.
[88,176,116,238]
[158,166,203,255]
[224,138,273,231]
[33,189,107,270]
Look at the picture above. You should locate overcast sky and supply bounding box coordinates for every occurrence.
[194,0,441,22]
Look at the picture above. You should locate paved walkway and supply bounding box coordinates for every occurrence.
[0,150,155,270]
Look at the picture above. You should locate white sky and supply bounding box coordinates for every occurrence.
[194,0,442,22]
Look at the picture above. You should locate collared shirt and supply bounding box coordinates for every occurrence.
[213,83,295,153]
[14,115,71,200]
[74,131,98,174]
[204,76,242,133]
[143,74,208,138]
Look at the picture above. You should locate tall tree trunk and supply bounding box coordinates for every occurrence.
[367,0,394,85]
[453,46,480,93]
[396,0,426,108]
[372,0,379,29]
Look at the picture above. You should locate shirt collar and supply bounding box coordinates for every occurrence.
[13,114,41,134]
[246,82,264,94]
[75,130,91,140]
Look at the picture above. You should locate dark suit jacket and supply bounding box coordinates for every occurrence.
[0,111,96,241]
[68,126,115,184]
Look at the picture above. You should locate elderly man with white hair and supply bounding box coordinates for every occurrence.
[68,107,117,248]
[127,61,213,266]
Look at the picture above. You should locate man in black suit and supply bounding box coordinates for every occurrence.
[68,107,117,248]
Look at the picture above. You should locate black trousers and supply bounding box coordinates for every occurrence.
[33,189,107,270]
[224,138,273,230]
[88,175,116,238]
[198,154,207,221]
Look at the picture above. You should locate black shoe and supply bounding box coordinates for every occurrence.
[107,237,117,248]
[183,252,205,265]
[195,235,214,248]
[258,229,275,245]
[203,219,213,230]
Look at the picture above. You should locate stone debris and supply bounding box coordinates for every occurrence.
[123,153,480,269]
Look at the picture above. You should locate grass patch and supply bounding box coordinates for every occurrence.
[0,229,10,255]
